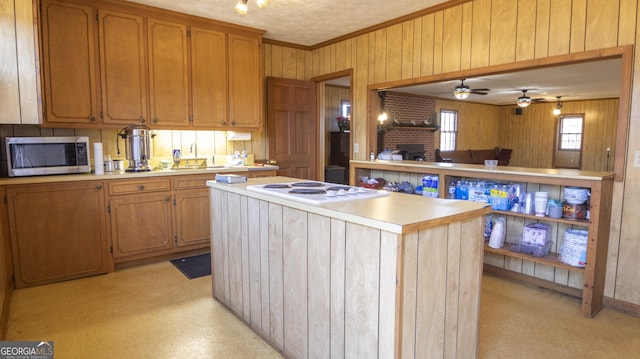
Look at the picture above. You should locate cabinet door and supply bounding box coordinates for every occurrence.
[40,0,99,125]
[191,27,227,128]
[110,193,174,258]
[148,19,190,127]
[175,189,210,247]
[0,0,39,124]
[99,10,148,125]
[7,182,110,288]
[228,34,261,129]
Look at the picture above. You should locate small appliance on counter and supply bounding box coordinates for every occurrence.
[117,125,155,172]
[5,136,91,177]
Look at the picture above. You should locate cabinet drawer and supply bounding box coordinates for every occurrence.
[174,174,215,190]
[108,178,171,195]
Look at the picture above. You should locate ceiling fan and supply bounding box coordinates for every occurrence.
[453,79,490,99]
[516,89,547,107]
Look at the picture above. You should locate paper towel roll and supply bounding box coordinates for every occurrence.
[94,142,104,175]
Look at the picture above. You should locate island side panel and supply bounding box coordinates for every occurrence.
[227,192,244,316]
[344,223,381,358]
[456,216,484,359]
[308,213,331,358]
[210,188,226,301]
[379,230,399,358]
[402,216,484,359]
[330,218,346,358]
[283,206,308,359]
[247,197,262,332]
[259,199,270,338]
[268,202,285,350]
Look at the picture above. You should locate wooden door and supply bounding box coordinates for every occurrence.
[40,0,99,125]
[99,10,148,125]
[228,34,261,129]
[147,19,190,127]
[174,189,210,247]
[110,193,174,258]
[267,77,318,180]
[7,182,110,288]
[190,27,227,128]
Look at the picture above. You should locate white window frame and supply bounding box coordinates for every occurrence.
[439,109,458,151]
[558,114,584,150]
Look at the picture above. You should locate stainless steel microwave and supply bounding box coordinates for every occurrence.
[6,136,91,177]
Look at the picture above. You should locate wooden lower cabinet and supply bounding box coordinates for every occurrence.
[108,175,216,263]
[109,192,174,259]
[6,182,110,288]
[174,174,216,247]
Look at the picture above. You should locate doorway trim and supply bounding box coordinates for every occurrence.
[312,69,354,181]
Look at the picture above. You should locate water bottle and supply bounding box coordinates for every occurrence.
[448,181,456,199]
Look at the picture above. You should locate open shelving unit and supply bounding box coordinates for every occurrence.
[350,160,614,317]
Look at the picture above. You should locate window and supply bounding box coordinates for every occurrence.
[440,110,458,151]
[558,115,584,150]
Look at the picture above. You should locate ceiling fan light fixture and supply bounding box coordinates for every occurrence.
[453,80,471,100]
[553,96,563,115]
[454,86,470,100]
[234,0,248,15]
[517,90,531,108]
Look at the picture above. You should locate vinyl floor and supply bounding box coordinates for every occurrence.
[6,262,640,358]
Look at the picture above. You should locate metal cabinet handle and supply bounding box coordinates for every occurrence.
[95,184,102,190]
[153,117,159,124]
[89,115,96,122]
[165,196,171,202]
[139,117,146,123]
[138,184,145,190]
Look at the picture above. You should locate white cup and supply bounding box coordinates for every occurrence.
[534,192,548,217]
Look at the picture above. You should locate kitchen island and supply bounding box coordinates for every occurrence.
[207,176,490,358]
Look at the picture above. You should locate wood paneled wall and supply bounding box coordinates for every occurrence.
[498,99,619,171]
[263,0,640,307]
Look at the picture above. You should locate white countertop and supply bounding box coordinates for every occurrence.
[0,165,278,186]
[207,176,490,234]
[352,160,615,181]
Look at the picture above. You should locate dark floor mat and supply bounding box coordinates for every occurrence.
[170,253,211,279]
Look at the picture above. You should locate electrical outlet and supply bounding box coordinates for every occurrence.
[354,143,359,153]
[634,151,640,168]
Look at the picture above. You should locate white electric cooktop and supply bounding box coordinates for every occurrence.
[245,181,389,205]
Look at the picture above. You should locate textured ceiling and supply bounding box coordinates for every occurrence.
[126,0,451,46]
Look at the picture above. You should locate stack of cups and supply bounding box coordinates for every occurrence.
[488,220,506,249]
[534,192,549,217]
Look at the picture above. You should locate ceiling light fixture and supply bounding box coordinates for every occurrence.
[553,96,563,115]
[517,90,532,108]
[454,79,471,100]
[235,0,270,15]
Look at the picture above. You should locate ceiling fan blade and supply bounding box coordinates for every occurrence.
[531,98,547,102]
[470,91,489,95]
[470,88,490,92]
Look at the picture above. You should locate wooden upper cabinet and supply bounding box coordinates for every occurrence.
[40,0,99,125]
[98,10,148,125]
[148,19,190,127]
[190,27,227,128]
[228,34,262,129]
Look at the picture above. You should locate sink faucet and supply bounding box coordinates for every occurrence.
[190,143,197,157]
